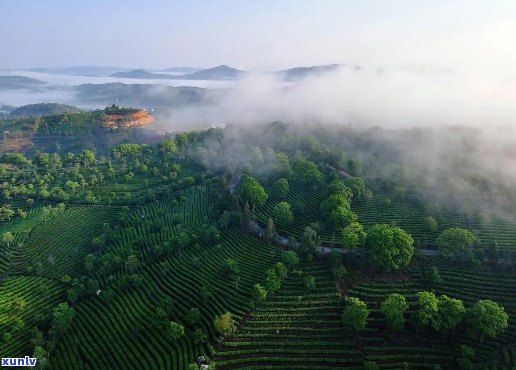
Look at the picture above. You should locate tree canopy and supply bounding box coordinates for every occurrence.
[341,222,366,249]
[433,295,465,333]
[271,178,289,200]
[167,321,185,341]
[381,293,408,331]
[241,175,268,210]
[435,227,475,257]
[366,224,414,272]
[281,250,300,269]
[342,297,369,331]
[274,201,294,228]
[467,300,509,342]
[52,302,75,334]
[214,311,237,337]
[413,291,439,330]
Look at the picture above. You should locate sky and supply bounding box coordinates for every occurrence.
[1,0,516,77]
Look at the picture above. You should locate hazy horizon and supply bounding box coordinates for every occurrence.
[1,0,516,80]
[2,0,516,133]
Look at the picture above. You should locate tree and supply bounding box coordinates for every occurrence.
[342,222,366,249]
[193,328,208,344]
[320,192,357,230]
[241,175,268,210]
[321,193,351,213]
[10,298,27,315]
[435,228,475,258]
[433,295,465,333]
[293,159,322,186]
[275,152,292,177]
[61,274,72,285]
[381,293,408,331]
[81,149,96,167]
[125,254,140,273]
[29,326,44,347]
[424,216,438,232]
[274,201,293,228]
[413,291,439,330]
[84,254,96,273]
[167,321,185,341]
[91,235,105,252]
[151,306,168,329]
[265,217,276,246]
[487,240,499,265]
[328,179,352,198]
[218,210,231,230]
[250,146,264,168]
[274,262,288,281]
[281,250,299,269]
[12,317,24,331]
[456,345,475,370]
[467,299,509,343]
[423,266,442,287]
[198,224,220,244]
[343,177,366,199]
[342,297,369,331]
[240,202,252,230]
[214,311,237,337]
[271,178,289,200]
[301,225,320,254]
[34,153,50,168]
[124,172,135,183]
[2,231,14,247]
[186,308,201,327]
[304,275,316,291]
[0,207,15,222]
[52,302,75,334]
[333,265,348,281]
[65,180,80,194]
[366,224,414,272]
[253,283,267,302]
[329,206,357,229]
[265,268,281,293]
[159,138,177,155]
[221,258,240,280]
[175,132,189,149]
[67,288,79,306]
[32,346,49,369]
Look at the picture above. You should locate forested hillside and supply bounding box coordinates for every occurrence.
[0,120,515,369]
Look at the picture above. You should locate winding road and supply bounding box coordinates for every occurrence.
[228,170,511,263]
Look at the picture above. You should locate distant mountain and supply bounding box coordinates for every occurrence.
[112,65,245,81]
[9,103,83,117]
[0,76,46,89]
[160,67,201,74]
[110,69,174,79]
[75,83,214,109]
[279,64,342,81]
[28,66,131,76]
[180,65,244,80]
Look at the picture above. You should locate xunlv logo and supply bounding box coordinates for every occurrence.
[1,357,37,366]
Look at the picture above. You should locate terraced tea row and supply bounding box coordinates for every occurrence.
[10,207,119,279]
[347,268,516,368]
[0,276,62,358]
[50,230,279,369]
[214,261,358,369]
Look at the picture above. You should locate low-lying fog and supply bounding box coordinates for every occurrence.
[3,65,516,133]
